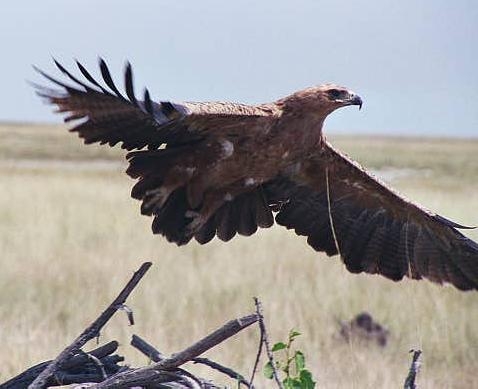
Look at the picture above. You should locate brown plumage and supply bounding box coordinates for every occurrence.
[34,59,478,291]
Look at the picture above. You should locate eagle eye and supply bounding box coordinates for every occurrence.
[327,89,342,100]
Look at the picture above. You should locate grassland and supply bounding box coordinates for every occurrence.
[1,123,477,388]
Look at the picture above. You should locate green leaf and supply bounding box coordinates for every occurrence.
[263,361,274,379]
[294,351,305,372]
[283,377,302,389]
[272,342,287,352]
[299,369,316,389]
[289,330,301,340]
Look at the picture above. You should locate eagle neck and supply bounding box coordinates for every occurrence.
[278,110,325,152]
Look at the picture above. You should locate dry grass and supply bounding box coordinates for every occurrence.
[1,123,478,388]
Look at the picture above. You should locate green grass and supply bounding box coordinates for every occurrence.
[1,123,477,388]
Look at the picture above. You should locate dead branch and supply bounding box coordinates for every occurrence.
[1,342,122,388]
[248,300,264,387]
[130,335,211,388]
[130,334,166,362]
[131,334,253,387]
[93,314,258,388]
[404,349,422,389]
[253,297,284,389]
[193,358,251,388]
[27,261,152,389]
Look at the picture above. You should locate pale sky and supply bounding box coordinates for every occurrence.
[1,0,477,137]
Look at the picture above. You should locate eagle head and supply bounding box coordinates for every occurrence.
[279,84,363,116]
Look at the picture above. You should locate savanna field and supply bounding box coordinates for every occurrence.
[1,123,477,388]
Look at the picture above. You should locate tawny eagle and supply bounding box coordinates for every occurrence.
[34,59,478,291]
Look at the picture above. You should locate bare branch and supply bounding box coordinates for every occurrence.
[193,358,252,388]
[94,313,258,388]
[404,349,422,389]
[254,297,284,389]
[249,299,264,387]
[116,304,135,326]
[28,261,152,389]
[132,334,252,387]
[131,333,251,387]
[130,334,166,362]
[84,353,107,381]
[2,342,121,388]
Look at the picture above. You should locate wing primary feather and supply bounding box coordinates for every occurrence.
[124,62,137,106]
[99,58,126,99]
[434,214,476,230]
[75,60,112,94]
[144,88,153,114]
[32,65,77,92]
[161,102,176,118]
[64,113,85,122]
[53,59,96,92]
[30,82,61,99]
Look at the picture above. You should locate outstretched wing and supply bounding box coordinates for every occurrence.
[265,141,478,290]
[33,59,278,150]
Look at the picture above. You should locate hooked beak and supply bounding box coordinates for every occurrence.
[348,93,363,110]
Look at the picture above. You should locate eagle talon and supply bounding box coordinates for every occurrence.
[144,188,171,211]
[185,210,200,219]
[185,213,205,237]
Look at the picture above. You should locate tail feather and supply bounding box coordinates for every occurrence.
[151,188,192,245]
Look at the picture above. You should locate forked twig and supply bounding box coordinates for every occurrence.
[253,297,284,389]
[248,320,263,387]
[249,298,265,387]
[28,261,152,389]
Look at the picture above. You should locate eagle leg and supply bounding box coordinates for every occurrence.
[184,192,226,239]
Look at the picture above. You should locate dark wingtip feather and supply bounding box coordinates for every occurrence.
[32,65,76,91]
[27,79,51,95]
[99,58,125,99]
[76,60,111,94]
[144,88,153,114]
[435,214,476,230]
[161,102,176,118]
[124,62,137,105]
[52,58,96,91]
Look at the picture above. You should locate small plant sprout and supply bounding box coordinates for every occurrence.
[264,329,316,389]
